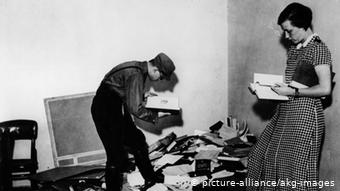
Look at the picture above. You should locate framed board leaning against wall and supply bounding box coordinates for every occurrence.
[44,92,106,167]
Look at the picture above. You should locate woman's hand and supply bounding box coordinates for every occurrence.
[271,83,295,96]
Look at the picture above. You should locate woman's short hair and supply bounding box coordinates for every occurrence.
[277,2,312,30]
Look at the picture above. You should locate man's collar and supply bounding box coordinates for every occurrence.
[296,33,318,49]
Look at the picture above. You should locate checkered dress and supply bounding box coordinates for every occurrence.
[246,36,332,191]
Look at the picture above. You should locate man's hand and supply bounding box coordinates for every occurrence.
[144,91,158,99]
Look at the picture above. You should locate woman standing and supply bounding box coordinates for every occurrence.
[247,3,332,191]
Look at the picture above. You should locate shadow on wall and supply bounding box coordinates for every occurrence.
[252,100,278,121]
[248,34,288,122]
[136,73,183,135]
[146,73,179,93]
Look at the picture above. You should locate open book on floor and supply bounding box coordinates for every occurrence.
[249,73,289,101]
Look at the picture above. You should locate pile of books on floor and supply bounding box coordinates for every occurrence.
[31,116,255,191]
[125,116,256,191]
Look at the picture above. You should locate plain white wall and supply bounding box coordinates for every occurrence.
[0,0,228,171]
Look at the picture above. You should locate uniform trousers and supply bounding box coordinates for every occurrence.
[91,84,156,191]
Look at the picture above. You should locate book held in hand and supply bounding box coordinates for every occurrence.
[145,96,180,110]
[249,64,320,100]
[249,73,289,101]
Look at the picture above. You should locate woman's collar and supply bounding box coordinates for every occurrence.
[296,33,318,49]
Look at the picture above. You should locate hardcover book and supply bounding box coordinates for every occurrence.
[145,96,180,110]
[249,73,289,101]
[290,62,318,88]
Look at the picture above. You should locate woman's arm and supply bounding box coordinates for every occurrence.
[298,64,331,96]
[272,64,331,97]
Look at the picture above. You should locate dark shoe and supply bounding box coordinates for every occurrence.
[139,173,164,191]
[153,172,164,183]
[139,180,156,191]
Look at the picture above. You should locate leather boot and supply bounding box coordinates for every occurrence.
[105,165,123,191]
[133,148,164,183]
[133,149,156,179]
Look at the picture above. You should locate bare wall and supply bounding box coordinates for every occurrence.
[228,0,340,189]
[0,0,228,171]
